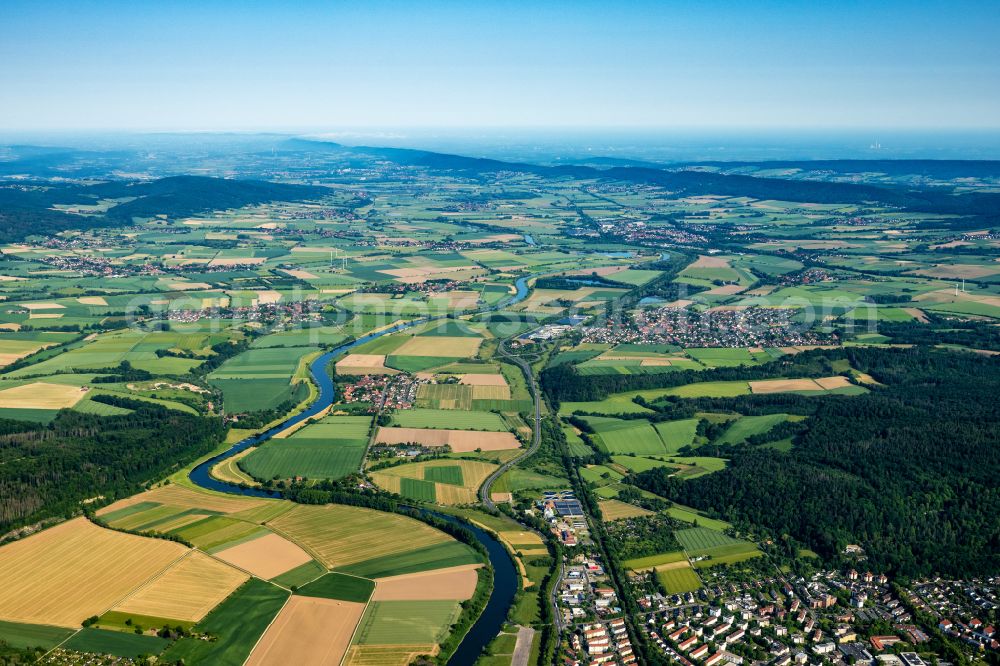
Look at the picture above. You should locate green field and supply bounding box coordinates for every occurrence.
[715,413,790,445]
[666,504,731,531]
[270,560,327,588]
[161,579,289,666]
[622,550,687,570]
[352,600,462,645]
[0,620,75,650]
[338,541,480,579]
[424,465,464,485]
[240,438,366,480]
[295,572,375,602]
[208,346,316,412]
[652,418,699,453]
[416,383,474,410]
[63,628,169,659]
[390,408,506,431]
[657,566,704,594]
[592,420,667,455]
[399,476,438,502]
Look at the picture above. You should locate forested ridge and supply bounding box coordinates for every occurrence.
[630,347,1000,578]
[0,397,226,533]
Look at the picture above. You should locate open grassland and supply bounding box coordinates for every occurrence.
[390,408,506,431]
[246,596,366,666]
[267,504,454,570]
[113,550,248,622]
[598,499,653,521]
[162,578,289,666]
[213,532,313,580]
[352,600,461,645]
[371,564,481,601]
[657,565,704,594]
[0,518,187,627]
[375,426,520,452]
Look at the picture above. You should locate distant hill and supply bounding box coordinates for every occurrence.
[285,139,1000,214]
[0,176,327,241]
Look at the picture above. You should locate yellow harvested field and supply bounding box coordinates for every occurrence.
[913,263,1000,279]
[284,269,318,279]
[374,427,520,452]
[97,484,269,517]
[372,460,499,505]
[445,291,480,308]
[690,254,731,268]
[213,532,313,579]
[114,551,248,622]
[168,282,212,290]
[77,296,108,305]
[471,384,511,400]
[0,382,88,409]
[640,359,672,366]
[381,265,477,279]
[0,518,187,627]
[853,372,883,386]
[902,307,929,323]
[598,499,653,521]
[372,564,481,601]
[28,313,63,319]
[336,354,398,375]
[346,645,438,666]
[458,373,508,386]
[246,596,365,666]
[19,302,65,310]
[705,284,746,295]
[813,376,852,390]
[253,290,282,305]
[267,504,450,569]
[394,336,482,357]
[749,378,823,393]
[207,256,266,266]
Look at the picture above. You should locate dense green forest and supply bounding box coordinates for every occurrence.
[0,397,225,533]
[629,347,1000,578]
[0,176,326,241]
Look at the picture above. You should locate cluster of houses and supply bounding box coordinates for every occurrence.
[341,373,425,410]
[625,568,960,666]
[906,577,998,651]
[581,305,824,349]
[567,617,636,666]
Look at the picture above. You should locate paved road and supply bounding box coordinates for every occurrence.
[478,337,543,509]
[511,625,536,666]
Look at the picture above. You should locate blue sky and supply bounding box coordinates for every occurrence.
[1,0,998,131]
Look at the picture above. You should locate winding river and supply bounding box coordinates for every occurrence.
[188,276,533,664]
